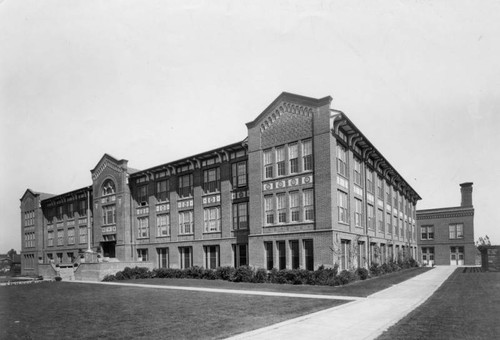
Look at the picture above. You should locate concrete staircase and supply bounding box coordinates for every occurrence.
[58,266,75,281]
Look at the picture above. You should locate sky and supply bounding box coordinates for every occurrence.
[1,0,499,253]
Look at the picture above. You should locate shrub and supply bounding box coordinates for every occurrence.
[254,268,268,283]
[202,269,218,280]
[215,266,234,281]
[230,266,255,283]
[355,267,369,280]
[312,265,337,286]
[336,270,357,285]
[37,275,44,281]
[369,263,381,276]
[102,274,116,282]
[54,276,62,281]
[381,263,392,274]
[185,266,204,279]
[389,261,400,272]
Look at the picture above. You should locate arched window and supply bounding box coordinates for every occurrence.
[102,180,116,196]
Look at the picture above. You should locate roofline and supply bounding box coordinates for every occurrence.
[40,185,92,204]
[417,206,474,214]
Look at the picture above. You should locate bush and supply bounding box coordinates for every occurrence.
[311,265,338,286]
[215,266,234,281]
[54,276,62,281]
[355,267,369,280]
[102,274,116,282]
[202,269,218,280]
[37,275,44,281]
[254,268,268,283]
[185,266,204,279]
[336,270,357,285]
[369,263,382,276]
[381,263,392,274]
[230,266,255,282]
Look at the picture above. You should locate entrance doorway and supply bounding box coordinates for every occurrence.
[101,241,116,258]
[450,246,464,265]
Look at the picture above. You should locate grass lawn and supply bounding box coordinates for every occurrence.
[0,281,345,340]
[125,267,432,298]
[377,269,500,340]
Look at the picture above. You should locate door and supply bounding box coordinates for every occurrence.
[450,247,458,265]
[101,241,116,258]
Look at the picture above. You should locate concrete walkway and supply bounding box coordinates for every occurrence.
[227,266,456,340]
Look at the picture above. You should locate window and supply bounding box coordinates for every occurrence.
[203,168,220,193]
[156,179,169,202]
[264,195,274,224]
[179,247,192,269]
[67,228,75,245]
[302,140,313,171]
[204,245,219,269]
[354,198,363,227]
[102,180,115,196]
[57,206,63,220]
[277,241,286,270]
[179,210,193,234]
[393,215,398,236]
[232,161,247,187]
[377,177,383,200]
[386,184,391,204]
[393,193,398,209]
[277,193,286,223]
[340,240,351,270]
[232,202,248,230]
[157,248,169,268]
[138,217,149,238]
[354,158,362,186]
[67,252,75,262]
[366,168,374,193]
[304,240,314,271]
[338,190,348,223]
[421,225,434,240]
[290,240,299,269]
[78,200,87,216]
[56,253,63,263]
[234,244,248,267]
[137,185,148,205]
[303,189,314,221]
[264,150,273,179]
[48,230,54,247]
[386,212,392,233]
[137,249,148,261]
[289,144,298,173]
[421,247,434,265]
[178,174,193,198]
[79,226,87,244]
[377,208,384,232]
[449,224,464,239]
[102,205,116,225]
[367,204,375,229]
[67,203,74,218]
[57,229,64,246]
[156,214,170,237]
[265,242,274,270]
[204,207,221,232]
[276,147,286,176]
[336,145,348,177]
[289,191,300,222]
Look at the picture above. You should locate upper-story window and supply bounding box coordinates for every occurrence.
[102,205,116,225]
[78,200,87,216]
[203,168,220,194]
[302,139,313,171]
[377,177,383,200]
[449,224,464,239]
[264,150,273,179]
[289,144,298,174]
[67,203,74,219]
[366,168,374,193]
[393,193,398,208]
[156,179,169,202]
[178,174,193,198]
[353,158,362,186]
[421,225,434,240]
[276,147,286,176]
[385,183,391,204]
[137,185,148,206]
[232,161,247,188]
[336,145,348,178]
[102,180,116,196]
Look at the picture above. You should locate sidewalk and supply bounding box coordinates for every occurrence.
[226,266,456,340]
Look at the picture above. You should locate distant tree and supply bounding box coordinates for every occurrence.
[476,235,491,251]
[7,249,17,259]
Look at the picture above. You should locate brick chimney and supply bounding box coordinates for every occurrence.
[460,182,473,207]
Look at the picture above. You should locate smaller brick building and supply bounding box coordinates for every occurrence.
[417,183,475,266]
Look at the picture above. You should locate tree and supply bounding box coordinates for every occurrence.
[7,249,17,260]
[476,235,491,251]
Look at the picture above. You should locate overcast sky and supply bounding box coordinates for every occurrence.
[1,0,499,253]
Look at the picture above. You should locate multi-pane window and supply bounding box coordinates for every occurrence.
[353,158,362,186]
[157,248,169,268]
[393,193,398,209]
[377,177,383,200]
[23,211,34,226]
[204,245,220,269]
[265,242,274,270]
[232,161,247,187]
[377,208,384,232]
[156,214,170,237]
[67,228,75,245]
[48,230,54,247]
[303,189,314,221]
[304,239,314,271]
[265,195,274,224]
[340,239,351,271]
[203,168,220,193]
[289,191,300,222]
[264,150,273,179]
[234,244,248,267]
[336,145,348,177]
[337,190,348,223]
[421,225,434,240]
[67,203,74,218]
[386,212,392,233]
[302,140,313,171]
[156,180,169,202]
[393,215,398,236]
[422,247,435,264]
[386,184,391,204]
[57,206,63,220]
[138,217,149,238]
[277,241,286,270]
[178,174,193,198]
[179,247,192,269]
[289,144,298,173]
[367,204,375,229]
[78,200,87,216]
[137,249,148,261]
[204,207,221,232]
[179,210,193,234]
[102,180,115,196]
[137,185,148,205]
[276,147,286,176]
[449,224,464,239]
[366,168,374,193]
[24,232,35,248]
[232,202,248,230]
[354,198,363,227]
[56,253,63,263]
[102,205,116,225]
[57,229,64,246]
[277,193,287,223]
[290,240,299,269]
[79,226,87,244]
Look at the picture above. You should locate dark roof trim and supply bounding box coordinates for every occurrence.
[40,186,92,204]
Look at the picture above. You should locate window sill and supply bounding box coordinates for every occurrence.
[203,231,221,234]
[156,235,171,238]
[178,233,194,236]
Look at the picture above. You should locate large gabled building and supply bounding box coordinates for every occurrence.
[20,92,420,278]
